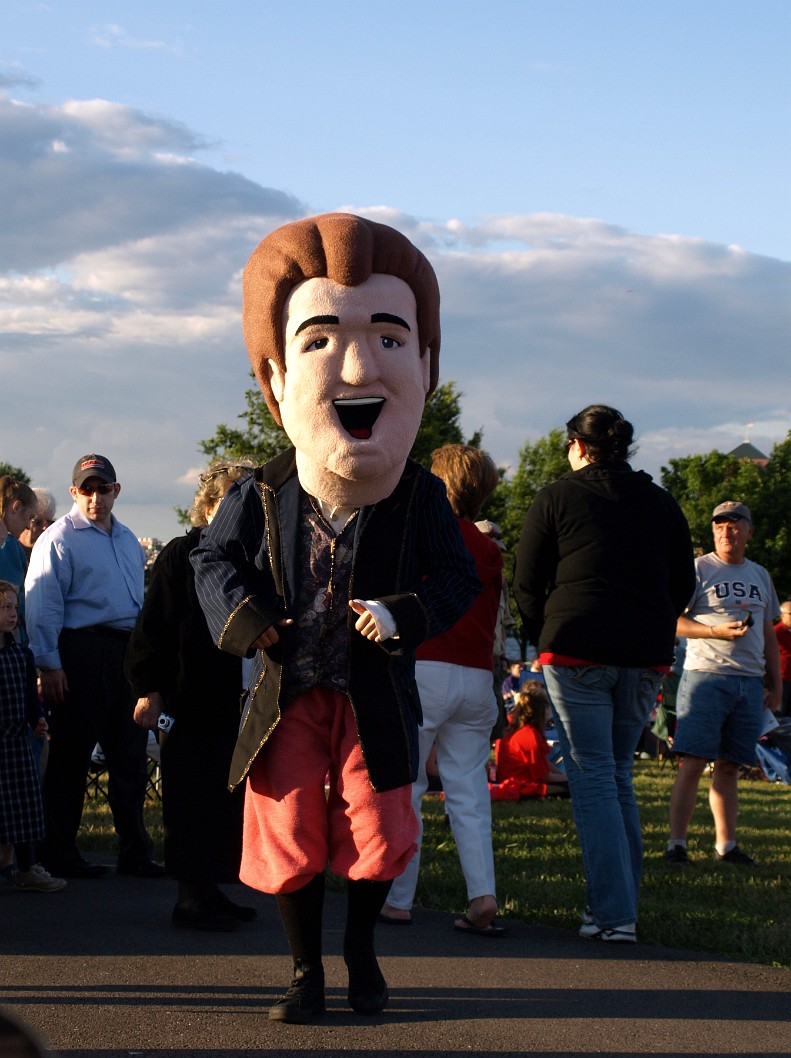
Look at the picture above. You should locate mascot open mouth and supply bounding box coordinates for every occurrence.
[333,397,385,439]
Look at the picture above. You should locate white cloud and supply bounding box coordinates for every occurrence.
[2,89,789,540]
[90,24,181,55]
[0,93,302,272]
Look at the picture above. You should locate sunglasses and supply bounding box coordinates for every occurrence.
[75,482,116,496]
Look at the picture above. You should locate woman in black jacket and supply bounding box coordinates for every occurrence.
[126,462,256,930]
[513,405,694,943]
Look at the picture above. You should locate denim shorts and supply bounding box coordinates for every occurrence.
[673,670,764,765]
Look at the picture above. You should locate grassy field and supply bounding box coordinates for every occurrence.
[81,760,791,969]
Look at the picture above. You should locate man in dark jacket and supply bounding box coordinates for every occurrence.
[192,214,479,1023]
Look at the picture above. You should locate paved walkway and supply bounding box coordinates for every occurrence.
[1,862,790,1057]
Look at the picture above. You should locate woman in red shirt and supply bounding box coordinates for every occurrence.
[381,444,504,936]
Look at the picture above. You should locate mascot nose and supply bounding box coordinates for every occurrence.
[339,337,377,385]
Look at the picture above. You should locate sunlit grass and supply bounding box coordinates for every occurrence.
[80,762,791,968]
[411,763,791,968]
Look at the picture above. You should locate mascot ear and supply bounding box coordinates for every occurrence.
[420,346,432,396]
[267,358,286,404]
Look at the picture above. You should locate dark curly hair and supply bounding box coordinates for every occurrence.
[565,404,635,463]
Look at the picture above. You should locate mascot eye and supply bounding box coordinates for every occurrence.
[380,336,403,350]
[306,337,330,351]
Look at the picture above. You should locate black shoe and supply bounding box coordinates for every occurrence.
[664,845,693,865]
[43,857,108,879]
[172,902,240,932]
[210,889,257,921]
[716,845,756,866]
[344,944,388,1016]
[268,963,325,1023]
[117,858,166,878]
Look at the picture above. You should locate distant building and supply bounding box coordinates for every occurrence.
[138,537,164,569]
[728,442,768,469]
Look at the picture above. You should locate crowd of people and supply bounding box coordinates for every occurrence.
[1,211,788,1025]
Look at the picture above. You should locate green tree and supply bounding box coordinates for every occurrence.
[493,427,570,652]
[175,377,289,524]
[661,439,791,600]
[499,428,569,553]
[409,380,482,467]
[757,433,791,600]
[0,462,31,484]
[660,451,764,556]
[198,376,479,470]
[180,377,482,523]
[198,374,290,465]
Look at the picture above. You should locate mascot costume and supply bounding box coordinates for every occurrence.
[192,213,480,1023]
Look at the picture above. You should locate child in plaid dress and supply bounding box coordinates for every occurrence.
[0,580,65,892]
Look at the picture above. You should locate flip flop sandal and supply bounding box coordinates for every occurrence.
[378,912,413,926]
[453,915,507,937]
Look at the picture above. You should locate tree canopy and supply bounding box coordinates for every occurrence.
[198,376,290,466]
[661,436,791,600]
[495,428,569,553]
[197,376,480,471]
[180,378,483,523]
[188,379,791,605]
[0,462,31,484]
[483,427,570,651]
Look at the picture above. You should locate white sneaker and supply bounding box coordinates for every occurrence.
[579,907,636,942]
[15,864,67,892]
[578,907,596,936]
[580,920,636,943]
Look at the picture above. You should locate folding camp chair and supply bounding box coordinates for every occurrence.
[84,739,162,803]
[651,672,679,769]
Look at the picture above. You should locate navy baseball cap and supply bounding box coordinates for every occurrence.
[72,453,117,487]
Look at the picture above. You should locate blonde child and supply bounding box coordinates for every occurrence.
[495,681,569,798]
[0,580,65,891]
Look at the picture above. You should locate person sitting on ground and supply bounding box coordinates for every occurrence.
[501,659,524,709]
[493,681,569,799]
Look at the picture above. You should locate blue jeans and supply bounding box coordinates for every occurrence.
[674,670,764,764]
[543,664,661,929]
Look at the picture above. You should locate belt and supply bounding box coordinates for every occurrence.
[62,624,132,641]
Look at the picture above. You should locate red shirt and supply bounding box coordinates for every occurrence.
[774,621,791,682]
[494,723,550,798]
[416,518,503,671]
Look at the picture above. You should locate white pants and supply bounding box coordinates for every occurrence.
[387,660,498,910]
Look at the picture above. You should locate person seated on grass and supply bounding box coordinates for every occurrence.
[493,682,569,799]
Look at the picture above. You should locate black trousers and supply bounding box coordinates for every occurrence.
[40,628,152,867]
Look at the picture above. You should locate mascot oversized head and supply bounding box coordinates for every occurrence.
[242,212,440,507]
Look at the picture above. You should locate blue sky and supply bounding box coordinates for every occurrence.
[1,1,789,539]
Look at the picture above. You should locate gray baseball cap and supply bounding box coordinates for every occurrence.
[712,500,752,523]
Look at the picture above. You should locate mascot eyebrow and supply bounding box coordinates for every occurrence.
[294,312,412,336]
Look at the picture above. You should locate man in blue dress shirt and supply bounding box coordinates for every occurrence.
[25,454,161,878]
